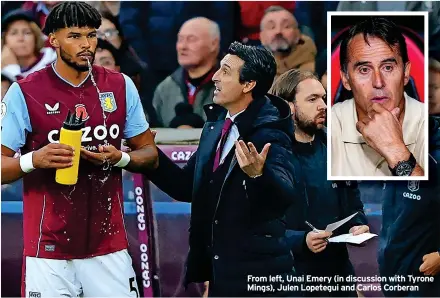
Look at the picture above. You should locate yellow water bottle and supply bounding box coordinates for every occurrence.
[55,111,86,185]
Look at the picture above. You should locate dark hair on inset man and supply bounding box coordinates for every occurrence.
[269,69,320,103]
[339,17,409,74]
[43,1,102,35]
[228,41,276,98]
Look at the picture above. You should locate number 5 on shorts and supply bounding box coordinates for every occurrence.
[129,277,139,297]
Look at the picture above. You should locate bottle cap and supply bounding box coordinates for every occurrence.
[62,110,86,131]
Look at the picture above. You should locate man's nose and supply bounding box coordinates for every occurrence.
[318,98,327,110]
[372,69,385,89]
[212,70,220,82]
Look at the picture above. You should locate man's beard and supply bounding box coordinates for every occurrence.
[268,35,292,54]
[294,106,323,137]
[60,47,94,72]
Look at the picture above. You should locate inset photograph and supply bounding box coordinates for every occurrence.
[328,12,429,180]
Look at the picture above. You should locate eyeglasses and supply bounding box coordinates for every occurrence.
[97,29,119,39]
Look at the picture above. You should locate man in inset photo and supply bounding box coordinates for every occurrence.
[331,17,425,177]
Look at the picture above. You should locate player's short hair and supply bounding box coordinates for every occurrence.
[269,69,320,103]
[339,17,409,74]
[43,1,102,35]
[227,41,276,98]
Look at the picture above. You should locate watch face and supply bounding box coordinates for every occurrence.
[396,162,413,176]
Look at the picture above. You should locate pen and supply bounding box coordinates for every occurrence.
[305,221,320,233]
[305,221,330,243]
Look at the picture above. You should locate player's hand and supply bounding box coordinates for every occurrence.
[235,140,270,178]
[349,225,370,236]
[32,143,74,169]
[306,231,332,253]
[419,252,440,276]
[1,46,18,67]
[80,144,122,166]
[356,103,408,163]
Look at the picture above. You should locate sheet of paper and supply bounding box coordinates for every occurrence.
[329,233,377,244]
[325,212,358,232]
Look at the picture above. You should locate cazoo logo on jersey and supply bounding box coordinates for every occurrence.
[48,124,120,143]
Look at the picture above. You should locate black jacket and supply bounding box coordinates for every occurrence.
[285,130,367,266]
[378,116,440,297]
[146,95,303,296]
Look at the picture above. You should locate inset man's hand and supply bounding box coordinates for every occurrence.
[356,103,408,163]
[235,140,270,178]
[306,231,332,253]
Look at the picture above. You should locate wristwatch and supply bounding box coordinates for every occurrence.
[389,153,417,176]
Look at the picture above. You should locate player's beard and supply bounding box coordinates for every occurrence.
[60,47,94,72]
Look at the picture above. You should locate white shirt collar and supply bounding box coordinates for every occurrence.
[226,109,246,122]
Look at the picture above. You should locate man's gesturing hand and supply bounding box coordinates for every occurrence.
[32,143,74,169]
[80,144,122,166]
[235,140,270,178]
[356,103,408,162]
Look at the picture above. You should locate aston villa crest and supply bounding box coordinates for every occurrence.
[407,180,420,192]
[99,92,117,113]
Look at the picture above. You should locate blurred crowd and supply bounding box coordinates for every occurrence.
[1,1,439,127]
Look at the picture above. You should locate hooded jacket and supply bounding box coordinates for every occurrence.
[146,94,304,296]
[378,116,440,297]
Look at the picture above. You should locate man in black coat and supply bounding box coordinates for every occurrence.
[270,69,370,297]
[145,42,302,297]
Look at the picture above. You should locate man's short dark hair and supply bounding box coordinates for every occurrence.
[339,17,409,74]
[97,38,120,66]
[269,69,320,103]
[43,1,102,35]
[227,41,276,98]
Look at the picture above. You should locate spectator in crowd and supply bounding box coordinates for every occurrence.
[1,9,56,81]
[94,38,120,72]
[169,103,205,129]
[236,1,295,46]
[1,74,13,100]
[153,17,219,127]
[87,1,120,17]
[430,58,440,116]
[118,1,235,101]
[97,11,158,126]
[21,1,60,29]
[260,6,317,79]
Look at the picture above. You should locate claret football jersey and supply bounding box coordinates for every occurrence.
[1,63,148,259]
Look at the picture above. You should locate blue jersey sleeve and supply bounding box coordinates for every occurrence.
[1,83,32,152]
[122,74,149,139]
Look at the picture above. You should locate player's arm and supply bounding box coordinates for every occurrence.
[80,74,158,171]
[1,83,74,184]
[123,129,158,172]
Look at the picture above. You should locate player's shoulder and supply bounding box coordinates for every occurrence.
[93,65,125,81]
[17,64,52,87]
